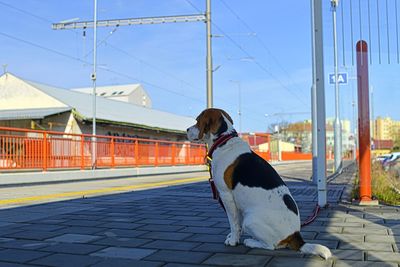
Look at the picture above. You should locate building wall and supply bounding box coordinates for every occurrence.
[128,86,152,108]
[375,117,395,140]
[0,74,67,110]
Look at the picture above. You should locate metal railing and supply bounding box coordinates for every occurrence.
[0,127,206,171]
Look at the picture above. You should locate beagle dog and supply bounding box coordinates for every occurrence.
[187,108,332,260]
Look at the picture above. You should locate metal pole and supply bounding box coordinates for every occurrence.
[206,0,213,108]
[238,82,242,136]
[313,0,327,207]
[356,40,372,203]
[91,0,98,169]
[310,0,318,184]
[332,0,342,173]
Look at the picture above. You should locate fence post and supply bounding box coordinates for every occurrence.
[172,143,176,166]
[134,140,139,167]
[43,132,47,171]
[154,142,159,166]
[80,135,84,170]
[185,144,190,165]
[111,137,115,168]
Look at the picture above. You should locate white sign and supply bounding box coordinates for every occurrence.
[329,73,348,84]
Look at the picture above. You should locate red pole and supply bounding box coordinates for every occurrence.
[356,40,372,202]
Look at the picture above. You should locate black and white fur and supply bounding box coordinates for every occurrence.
[187,108,332,260]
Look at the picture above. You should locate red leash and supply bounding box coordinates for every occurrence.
[206,131,238,212]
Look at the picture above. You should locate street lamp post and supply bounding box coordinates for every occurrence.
[331,0,342,172]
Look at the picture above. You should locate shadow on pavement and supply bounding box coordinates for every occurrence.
[0,179,398,266]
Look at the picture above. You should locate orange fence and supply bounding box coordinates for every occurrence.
[0,127,206,171]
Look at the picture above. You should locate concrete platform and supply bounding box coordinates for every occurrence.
[0,162,399,266]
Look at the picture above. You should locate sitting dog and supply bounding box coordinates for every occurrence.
[187,108,332,259]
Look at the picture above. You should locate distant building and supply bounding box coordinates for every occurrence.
[0,73,194,141]
[72,84,152,108]
[374,116,400,141]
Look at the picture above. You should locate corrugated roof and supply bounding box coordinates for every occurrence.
[22,78,195,133]
[0,107,71,120]
[71,84,141,97]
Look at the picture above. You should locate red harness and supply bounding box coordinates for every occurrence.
[206,131,238,212]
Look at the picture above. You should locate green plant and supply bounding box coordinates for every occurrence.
[352,163,400,205]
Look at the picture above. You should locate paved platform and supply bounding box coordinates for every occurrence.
[0,163,399,266]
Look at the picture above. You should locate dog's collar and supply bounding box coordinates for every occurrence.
[207,131,238,160]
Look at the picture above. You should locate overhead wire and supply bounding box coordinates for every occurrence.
[0,30,204,104]
[184,0,310,108]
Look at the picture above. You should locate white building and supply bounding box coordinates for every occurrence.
[72,84,152,108]
[0,73,194,141]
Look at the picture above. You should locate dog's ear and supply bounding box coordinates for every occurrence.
[220,109,233,125]
[196,110,209,140]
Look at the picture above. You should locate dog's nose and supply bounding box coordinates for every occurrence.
[186,128,190,132]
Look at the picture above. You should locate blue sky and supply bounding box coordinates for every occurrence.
[1,0,399,132]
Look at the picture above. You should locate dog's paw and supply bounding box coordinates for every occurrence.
[224,232,239,246]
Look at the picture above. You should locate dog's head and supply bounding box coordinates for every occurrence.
[187,108,234,143]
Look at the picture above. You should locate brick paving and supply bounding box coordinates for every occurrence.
[0,163,399,266]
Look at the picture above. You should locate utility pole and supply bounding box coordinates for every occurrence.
[52,4,210,167]
[312,0,328,207]
[206,0,213,108]
[331,0,342,173]
[310,0,318,184]
[91,0,98,169]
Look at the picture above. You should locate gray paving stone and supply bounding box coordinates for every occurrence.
[0,239,49,250]
[305,239,339,249]
[365,234,397,243]
[173,220,218,227]
[137,224,185,232]
[99,229,148,238]
[193,243,250,254]
[342,227,388,235]
[265,256,333,267]
[203,253,271,266]
[40,243,105,255]
[331,249,363,260]
[367,251,400,262]
[141,240,200,251]
[333,259,398,267]
[247,248,304,258]
[46,233,102,243]
[91,247,156,260]
[97,222,143,229]
[179,226,226,234]
[92,237,151,247]
[139,231,193,241]
[338,242,394,252]
[16,224,66,232]
[144,250,211,264]
[0,262,31,267]
[163,264,214,267]
[61,219,104,227]
[4,230,61,241]
[30,253,102,267]
[317,233,364,243]
[136,219,179,225]
[54,226,107,235]
[91,258,164,267]
[185,234,226,243]
[0,248,50,263]
[302,225,343,234]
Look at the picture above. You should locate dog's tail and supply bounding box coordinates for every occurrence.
[279,231,332,260]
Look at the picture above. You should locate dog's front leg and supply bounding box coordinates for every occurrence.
[219,191,241,246]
